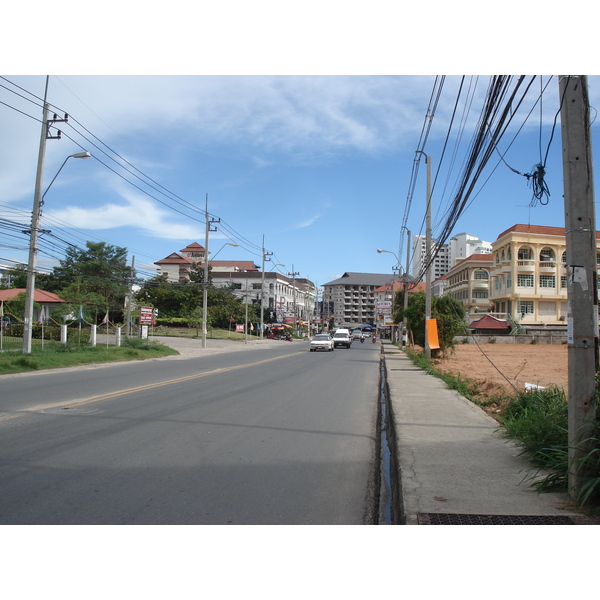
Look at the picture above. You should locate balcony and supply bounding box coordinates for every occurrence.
[517,260,535,270]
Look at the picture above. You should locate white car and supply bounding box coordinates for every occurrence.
[310,334,335,352]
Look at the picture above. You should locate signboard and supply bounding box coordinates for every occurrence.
[284,315,294,324]
[376,301,392,315]
[139,306,154,325]
[376,301,392,309]
[236,324,244,333]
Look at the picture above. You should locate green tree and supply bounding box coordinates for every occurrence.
[396,290,466,351]
[134,277,202,318]
[52,242,130,319]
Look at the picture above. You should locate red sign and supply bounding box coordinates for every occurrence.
[139,306,154,325]
[236,324,244,333]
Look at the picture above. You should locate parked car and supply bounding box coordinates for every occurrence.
[1,316,16,327]
[310,334,334,352]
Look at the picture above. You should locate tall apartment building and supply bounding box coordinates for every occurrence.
[411,232,492,282]
[411,236,450,281]
[447,232,492,266]
[322,272,393,327]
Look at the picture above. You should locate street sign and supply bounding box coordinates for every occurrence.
[139,306,154,325]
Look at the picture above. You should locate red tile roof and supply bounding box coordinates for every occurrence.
[0,288,65,303]
[469,314,510,330]
[210,260,259,271]
[496,223,600,240]
[179,242,206,253]
[154,252,193,265]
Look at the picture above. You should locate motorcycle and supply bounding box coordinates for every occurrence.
[372,335,377,344]
[360,336,365,343]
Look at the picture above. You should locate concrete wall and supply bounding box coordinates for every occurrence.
[455,334,567,345]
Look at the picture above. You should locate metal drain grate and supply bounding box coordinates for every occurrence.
[417,513,600,525]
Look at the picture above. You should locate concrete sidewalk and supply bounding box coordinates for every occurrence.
[380,340,592,525]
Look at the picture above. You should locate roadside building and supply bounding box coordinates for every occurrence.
[445,253,494,321]
[210,270,315,327]
[488,224,600,326]
[322,272,396,328]
[154,242,259,282]
[0,288,66,322]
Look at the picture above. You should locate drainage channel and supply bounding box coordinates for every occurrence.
[376,354,403,525]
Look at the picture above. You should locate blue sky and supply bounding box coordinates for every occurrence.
[2,7,600,293]
[3,74,600,290]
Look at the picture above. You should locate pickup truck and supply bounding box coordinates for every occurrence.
[332,329,352,349]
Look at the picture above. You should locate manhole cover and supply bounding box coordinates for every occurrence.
[417,513,600,525]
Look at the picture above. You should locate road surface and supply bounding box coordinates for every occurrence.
[0,338,381,524]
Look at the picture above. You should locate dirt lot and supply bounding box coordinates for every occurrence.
[430,343,568,401]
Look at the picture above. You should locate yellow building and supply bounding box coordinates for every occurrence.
[489,224,600,326]
[445,253,494,319]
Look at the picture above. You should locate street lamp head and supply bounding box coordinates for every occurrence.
[227,243,239,247]
[377,249,385,253]
[71,151,91,159]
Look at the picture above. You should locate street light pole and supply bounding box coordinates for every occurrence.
[288,265,299,335]
[260,235,272,340]
[377,248,401,341]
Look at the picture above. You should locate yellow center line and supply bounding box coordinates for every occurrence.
[2,351,304,420]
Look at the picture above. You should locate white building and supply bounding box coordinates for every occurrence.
[448,232,492,266]
[210,271,315,326]
[411,236,451,281]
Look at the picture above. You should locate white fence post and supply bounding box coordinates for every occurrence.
[90,324,97,347]
[60,324,68,344]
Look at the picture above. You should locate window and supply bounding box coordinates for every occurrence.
[561,276,567,289]
[540,248,555,262]
[540,275,556,288]
[517,274,534,287]
[518,300,534,314]
[518,247,533,260]
[473,269,489,280]
[472,290,488,299]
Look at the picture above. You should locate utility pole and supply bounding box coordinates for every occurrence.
[125,255,135,337]
[403,229,411,349]
[288,265,299,335]
[23,76,66,354]
[202,194,219,349]
[560,75,598,500]
[260,236,272,340]
[416,151,433,359]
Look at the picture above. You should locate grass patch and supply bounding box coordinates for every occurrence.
[0,341,178,374]
[399,344,600,510]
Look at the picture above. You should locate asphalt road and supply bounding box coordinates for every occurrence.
[0,338,381,524]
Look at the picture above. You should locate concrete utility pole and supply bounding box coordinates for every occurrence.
[202,194,219,349]
[559,75,598,500]
[418,152,433,359]
[23,78,50,354]
[125,256,135,337]
[260,236,272,340]
[403,229,411,349]
[288,265,299,335]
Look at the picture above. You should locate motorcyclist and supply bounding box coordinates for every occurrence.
[372,332,377,343]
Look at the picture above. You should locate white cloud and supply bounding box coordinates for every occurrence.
[293,214,322,229]
[44,188,202,241]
